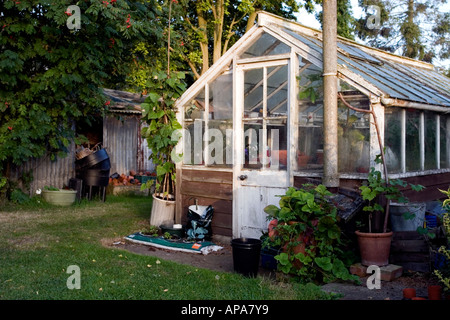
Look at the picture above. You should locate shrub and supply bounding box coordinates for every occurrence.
[264,184,358,284]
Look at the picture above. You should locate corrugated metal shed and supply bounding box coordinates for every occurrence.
[11,144,76,196]
[12,89,154,195]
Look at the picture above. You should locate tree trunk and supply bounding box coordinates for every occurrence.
[246,11,257,32]
[213,0,224,64]
[197,6,209,75]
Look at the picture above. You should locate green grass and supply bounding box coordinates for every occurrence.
[0,194,335,300]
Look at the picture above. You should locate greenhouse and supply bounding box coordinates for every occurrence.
[174,12,450,239]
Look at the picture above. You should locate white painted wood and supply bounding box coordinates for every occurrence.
[401,109,406,173]
[369,102,384,173]
[234,58,290,238]
[420,111,425,171]
[436,114,440,169]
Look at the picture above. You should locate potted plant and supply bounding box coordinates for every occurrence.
[140,70,186,227]
[356,156,425,266]
[264,184,358,283]
[41,186,77,206]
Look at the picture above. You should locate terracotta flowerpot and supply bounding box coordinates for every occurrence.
[355,230,393,267]
[428,285,442,300]
[411,297,427,300]
[403,288,416,299]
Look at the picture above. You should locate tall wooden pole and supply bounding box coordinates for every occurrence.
[322,0,339,188]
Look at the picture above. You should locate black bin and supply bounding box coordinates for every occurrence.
[231,238,261,277]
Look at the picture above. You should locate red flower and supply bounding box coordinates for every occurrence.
[104,101,110,106]
[8,126,12,131]
[65,10,72,16]
[172,0,178,3]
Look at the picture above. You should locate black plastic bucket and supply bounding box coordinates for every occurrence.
[231,238,261,277]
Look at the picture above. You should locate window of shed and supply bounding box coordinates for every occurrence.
[240,32,290,59]
[297,59,370,174]
[385,108,450,173]
[337,82,370,173]
[384,108,402,173]
[184,88,205,165]
[441,114,450,169]
[182,72,233,168]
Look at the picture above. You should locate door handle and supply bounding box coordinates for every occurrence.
[238,175,248,181]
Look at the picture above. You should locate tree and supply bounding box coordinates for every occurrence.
[355,0,449,63]
[0,0,163,195]
[316,0,356,40]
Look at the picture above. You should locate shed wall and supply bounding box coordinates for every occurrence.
[179,169,233,237]
[11,115,153,196]
[11,143,76,195]
[103,115,154,176]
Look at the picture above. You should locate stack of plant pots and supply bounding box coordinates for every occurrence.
[75,146,111,201]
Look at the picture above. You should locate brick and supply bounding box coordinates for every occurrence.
[350,263,403,282]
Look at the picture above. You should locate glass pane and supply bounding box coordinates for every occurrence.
[298,61,323,171]
[384,108,402,173]
[424,111,437,170]
[267,120,287,171]
[441,115,450,168]
[244,122,263,169]
[337,96,370,174]
[267,65,288,117]
[244,68,263,118]
[406,110,421,171]
[207,72,233,168]
[184,88,205,165]
[210,72,233,120]
[207,120,233,168]
[185,88,205,120]
[243,122,287,171]
[240,32,290,59]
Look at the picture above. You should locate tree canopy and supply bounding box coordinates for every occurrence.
[0,0,163,185]
[355,0,449,64]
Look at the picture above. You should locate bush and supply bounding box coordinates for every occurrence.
[264,184,358,284]
[434,188,450,294]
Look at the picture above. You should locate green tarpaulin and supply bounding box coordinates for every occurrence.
[125,232,222,254]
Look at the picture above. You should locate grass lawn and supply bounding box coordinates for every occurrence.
[0,194,335,300]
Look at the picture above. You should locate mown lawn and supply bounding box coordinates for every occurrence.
[0,194,335,300]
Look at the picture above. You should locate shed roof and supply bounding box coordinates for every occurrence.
[176,11,450,110]
[103,88,144,114]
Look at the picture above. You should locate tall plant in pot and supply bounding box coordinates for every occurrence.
[140,0,186,227]
[356,155,425,266]
[338,92,425,267]
[140,70,186,226]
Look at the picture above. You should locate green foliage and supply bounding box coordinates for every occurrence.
[434,188,450,294]
[355,0,449,63]
[264,184,359,284]
[0,0,162,185]
[359,163,425,233]
[140,70,186,198]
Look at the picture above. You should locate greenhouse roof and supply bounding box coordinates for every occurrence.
[176,11,450,110]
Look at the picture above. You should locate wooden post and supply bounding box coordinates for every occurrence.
[322,0,339,188]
